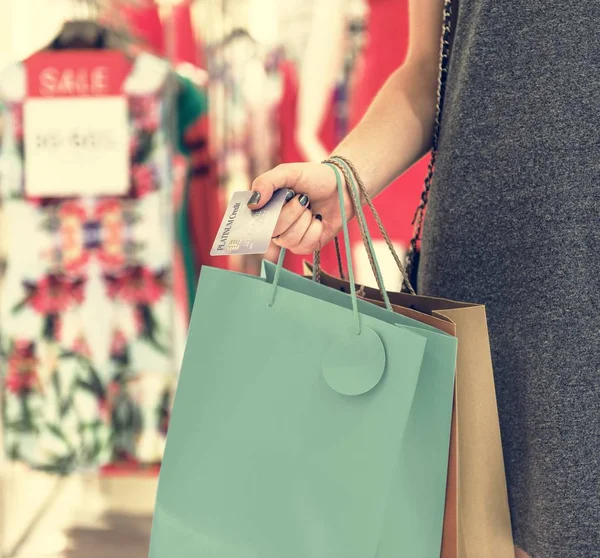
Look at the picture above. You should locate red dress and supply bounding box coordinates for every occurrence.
[164,2,225,275]
[120,0,164,55]
[166,1,207,70]
[348,0,426,258]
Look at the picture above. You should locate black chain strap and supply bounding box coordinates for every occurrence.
[404,0,454,289]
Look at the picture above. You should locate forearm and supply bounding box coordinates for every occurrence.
[331,59,439,198]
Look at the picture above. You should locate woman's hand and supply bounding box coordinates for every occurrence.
[248,162,352,255]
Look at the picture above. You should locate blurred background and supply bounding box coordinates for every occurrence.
[0,0,428,555]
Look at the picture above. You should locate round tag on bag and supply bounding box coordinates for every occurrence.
[322,326,386,396]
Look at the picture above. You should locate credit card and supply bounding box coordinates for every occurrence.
[210,189,291,256]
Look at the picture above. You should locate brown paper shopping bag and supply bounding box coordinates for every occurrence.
[310,153,515,557]
[309,268,514,558]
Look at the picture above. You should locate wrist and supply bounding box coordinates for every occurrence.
[326,154,367,213]
[320,158,356,224]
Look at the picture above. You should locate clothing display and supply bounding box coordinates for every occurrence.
[0,53,174,472]
[164,3,225,284]
[120,0,222,304]
[208,31,281,196]
[202,30,282,275]
[0,46,218,473]
[176,76,224,301]
[418,2,600,556]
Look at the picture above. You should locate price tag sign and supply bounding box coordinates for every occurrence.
[24,51,132,197]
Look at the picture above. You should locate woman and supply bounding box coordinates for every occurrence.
[249,1,600,557]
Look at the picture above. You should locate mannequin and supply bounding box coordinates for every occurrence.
[276,0,344,274]
[349,0,426,289]
[294,0,426,288]
[294,0,346,163]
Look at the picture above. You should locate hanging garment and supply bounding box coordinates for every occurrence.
[120,0,165,55]
[0,53,179,473]
[118,0,220,313]
[165,1,205,70]
[170,151,192,378]
[209,33,281,197]
[163,4,226,295]
[205,33,282,276]
[176,76,224,308]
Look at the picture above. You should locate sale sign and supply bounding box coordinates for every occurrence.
[24,51,132,198]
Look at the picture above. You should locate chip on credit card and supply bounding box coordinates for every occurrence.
[210,189,292,256]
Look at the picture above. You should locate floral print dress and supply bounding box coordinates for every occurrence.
[0,53,186,473]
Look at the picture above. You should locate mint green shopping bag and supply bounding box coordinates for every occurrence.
[149,165,446,557]
[260,156,459,557]
[262,261,457,557]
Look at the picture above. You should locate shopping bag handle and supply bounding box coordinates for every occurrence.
[269,162,387,334]
[316,156,416,295]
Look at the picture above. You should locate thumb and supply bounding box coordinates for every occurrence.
[248,164,303,209]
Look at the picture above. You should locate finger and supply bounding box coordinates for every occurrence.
[249,164,304,209]
[272,193,311,238]
[273,208,313,250]
[294,215,324,255]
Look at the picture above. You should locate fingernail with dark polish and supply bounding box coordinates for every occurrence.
[315,214,323,221]
[247,191,261,206]
[298,194,310,207]
[285,189,296,202]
